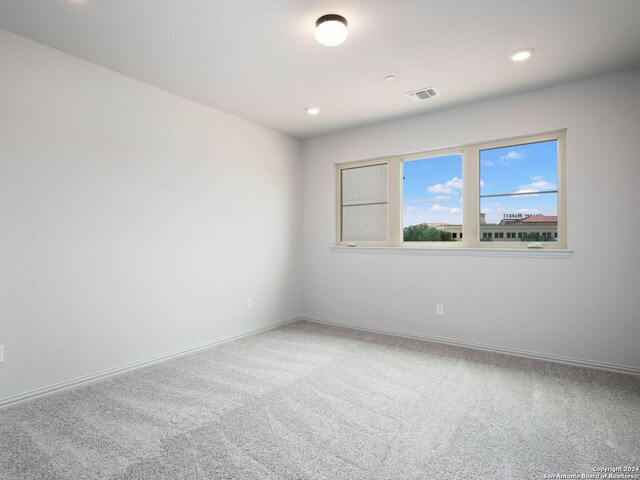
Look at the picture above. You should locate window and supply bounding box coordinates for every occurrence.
[480,138,560,244]
[335,131,566,249]
[403,153,463,243]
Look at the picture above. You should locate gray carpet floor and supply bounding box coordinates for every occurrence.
[1,320,639,480]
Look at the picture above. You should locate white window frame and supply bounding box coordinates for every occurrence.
[335,157,397,247]
[335,130,567,250]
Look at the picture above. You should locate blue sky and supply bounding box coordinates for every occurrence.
[403,140,558,226]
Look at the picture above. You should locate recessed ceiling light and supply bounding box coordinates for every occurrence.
[315,14,348,47]
[305,107,321,115]
[385,75,396,82]
[510,48,534,62]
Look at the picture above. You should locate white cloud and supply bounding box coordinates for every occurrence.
[499,150,525,162]
[426,177,480,195]
[406,200,464,226]
[427,177,463,194]
[481,160,494,167]
[515,178,557,195]
[427,184,451,194]
[530,180,556,190]
[405,206,418,212]
[430,204,461,214]
[448,177,463,190]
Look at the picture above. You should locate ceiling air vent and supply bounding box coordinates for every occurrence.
[406,87,439,102]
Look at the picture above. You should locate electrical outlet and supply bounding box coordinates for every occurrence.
[0,345,4,363]
[436,304,444,316]
[246,298,253,310]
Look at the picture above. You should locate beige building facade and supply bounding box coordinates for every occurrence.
[435,213,558,242]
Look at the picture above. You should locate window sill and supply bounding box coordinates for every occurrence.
[330,246,574,258]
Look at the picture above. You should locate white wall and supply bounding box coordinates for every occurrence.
[0,29,302,402]
[302,68,640,370]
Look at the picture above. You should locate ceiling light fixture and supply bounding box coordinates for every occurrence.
[385,75,396,82]
[315,14,348,47]
[305,107,321,115]
[510,48,534,62]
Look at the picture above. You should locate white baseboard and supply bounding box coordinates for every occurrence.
[301,315,640,376]
[0,316,302,409]
[4,314,636,409]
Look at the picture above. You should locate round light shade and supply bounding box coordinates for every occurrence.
[510,48,534,62]
[315,14,348,47]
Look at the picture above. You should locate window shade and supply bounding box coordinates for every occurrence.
[341,164,388,242]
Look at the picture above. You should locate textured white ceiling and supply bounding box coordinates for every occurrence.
[1,0,640,138]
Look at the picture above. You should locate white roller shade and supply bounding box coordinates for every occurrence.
[341,164,388,242]
[341,164,388,205]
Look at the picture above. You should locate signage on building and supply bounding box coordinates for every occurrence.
[503,213,543,220]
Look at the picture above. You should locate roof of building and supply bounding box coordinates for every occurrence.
[519,216,558,223]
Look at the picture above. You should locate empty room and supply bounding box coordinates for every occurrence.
[1,1,639,479]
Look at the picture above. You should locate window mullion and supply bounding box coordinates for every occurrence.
[388,158,402,246]
[462,146,480,248]
[462,146,479,247]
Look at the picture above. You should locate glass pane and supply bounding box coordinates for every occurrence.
[341,164,387,206]
[480,140,558,242]
[342,204,388,242]
[480,140,558,197]
[403,154,462,242]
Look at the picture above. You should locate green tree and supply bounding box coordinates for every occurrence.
[439,230,453,242]
[404,224,454,242]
